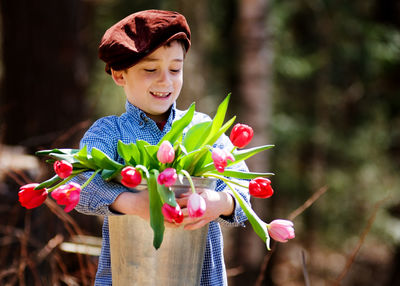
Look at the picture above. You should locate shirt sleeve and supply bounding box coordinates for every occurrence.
[72,117,129,216]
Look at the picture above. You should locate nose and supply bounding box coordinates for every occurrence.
[157,69,172,86]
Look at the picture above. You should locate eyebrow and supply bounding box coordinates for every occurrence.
[141,57,183,63]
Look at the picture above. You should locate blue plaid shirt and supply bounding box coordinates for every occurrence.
[74,101,249,286]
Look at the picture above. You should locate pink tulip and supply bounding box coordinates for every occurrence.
[51,182,81,212]
[161,203,183,223]
[120,166,142,188]
[230,123,254,148]
[249,178,274,198]
[267,219,295,243]
[53,160,73,179]
[187,193,206,218]
[211,148,235,173]
[18,183,48,209]
[157,141,175,164]
[157,168,177,187]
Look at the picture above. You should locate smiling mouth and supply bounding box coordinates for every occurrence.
[150,91,172,98]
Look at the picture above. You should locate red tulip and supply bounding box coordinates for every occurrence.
[53,160,73,179]
[157,141,175,164]
[51,182,81,212]
[249,178,274,198]
[120,166,142,188]
[230,123,254,148]
[187,193,206,218]
[267,219,295,243]
[18,183,48,209]
[157,168,177,187]
[161,203,183,223]
[211,148,235,173]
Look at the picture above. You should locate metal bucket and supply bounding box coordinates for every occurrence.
[109,177,216,286]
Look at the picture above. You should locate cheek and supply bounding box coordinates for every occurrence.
[173,76,183,91]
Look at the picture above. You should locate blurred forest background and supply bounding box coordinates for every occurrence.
[1,0,400,285]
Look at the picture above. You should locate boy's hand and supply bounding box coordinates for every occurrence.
[110,191,179,228]
[176,189,235,230]
[110,190,150,220]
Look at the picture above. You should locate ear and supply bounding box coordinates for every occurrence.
[111,69,126,86]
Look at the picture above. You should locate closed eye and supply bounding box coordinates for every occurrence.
[144,69,156,72]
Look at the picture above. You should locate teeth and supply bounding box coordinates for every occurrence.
[151,91,170,97]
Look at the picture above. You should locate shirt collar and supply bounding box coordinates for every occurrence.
[125,100,176,129]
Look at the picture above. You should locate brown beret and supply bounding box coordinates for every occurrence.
[98,10,191,74]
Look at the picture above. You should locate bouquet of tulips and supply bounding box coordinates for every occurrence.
[18,95,294,249]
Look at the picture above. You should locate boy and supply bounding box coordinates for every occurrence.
[74,10,249,286]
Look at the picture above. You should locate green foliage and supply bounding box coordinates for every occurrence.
[36,95,275,249]
[269,0,400,247]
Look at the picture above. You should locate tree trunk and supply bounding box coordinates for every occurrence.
[0,0,92,150]
[230,0,273,285]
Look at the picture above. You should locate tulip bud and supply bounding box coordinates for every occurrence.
[157,168,177,187]
[157,141,175,164]
[53,160,73,179]
[51,182,81,212]
[267,219,295,243]
[120,166,142,188]
[230,123,254,148]
[249,178,274,198]
[18,183,48,209]
[187,193,206,218]
[211,148,235,173]
[161,203,183,223]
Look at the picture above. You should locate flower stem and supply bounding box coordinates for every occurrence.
[47,174,77,193]
[202,172,249,189]
[81,169,101,190]
[204,172,271,249]
[135,164,150,179]
[180,169,196,194]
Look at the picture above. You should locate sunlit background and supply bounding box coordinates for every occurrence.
[1,0,399,285]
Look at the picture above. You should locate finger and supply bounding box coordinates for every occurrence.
[184,219,208,230]
[176,197,188,206]
[181,208,189,217]
[180,215,202,226]
[164,221,179,228]
[176,190,192,198]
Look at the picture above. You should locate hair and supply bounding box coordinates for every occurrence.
[165,39,187,55]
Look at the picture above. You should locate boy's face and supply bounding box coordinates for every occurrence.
[112,41,184,122]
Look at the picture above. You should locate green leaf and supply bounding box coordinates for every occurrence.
[182,121,212,152]
[204,116,236,147]
[36,148,80,157]
[148,171,165,249]
[180,145,212,174]
[91,148,124,170]
[229,184,271,249]
[71,162,89,170]
[158,103,195,145]
[197,145,275,174]
[117,141,137,166]
[156,184,177,207]
[204,94,231,144]
[207,170,274,179]
[34,175,61,190]
[74,145,97,170]
[136,140,151,167]
[46,153,79,164]
[144,145,161,168]
[230,145,275,166]
[101,169,121,181]
[205,173,271,249]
